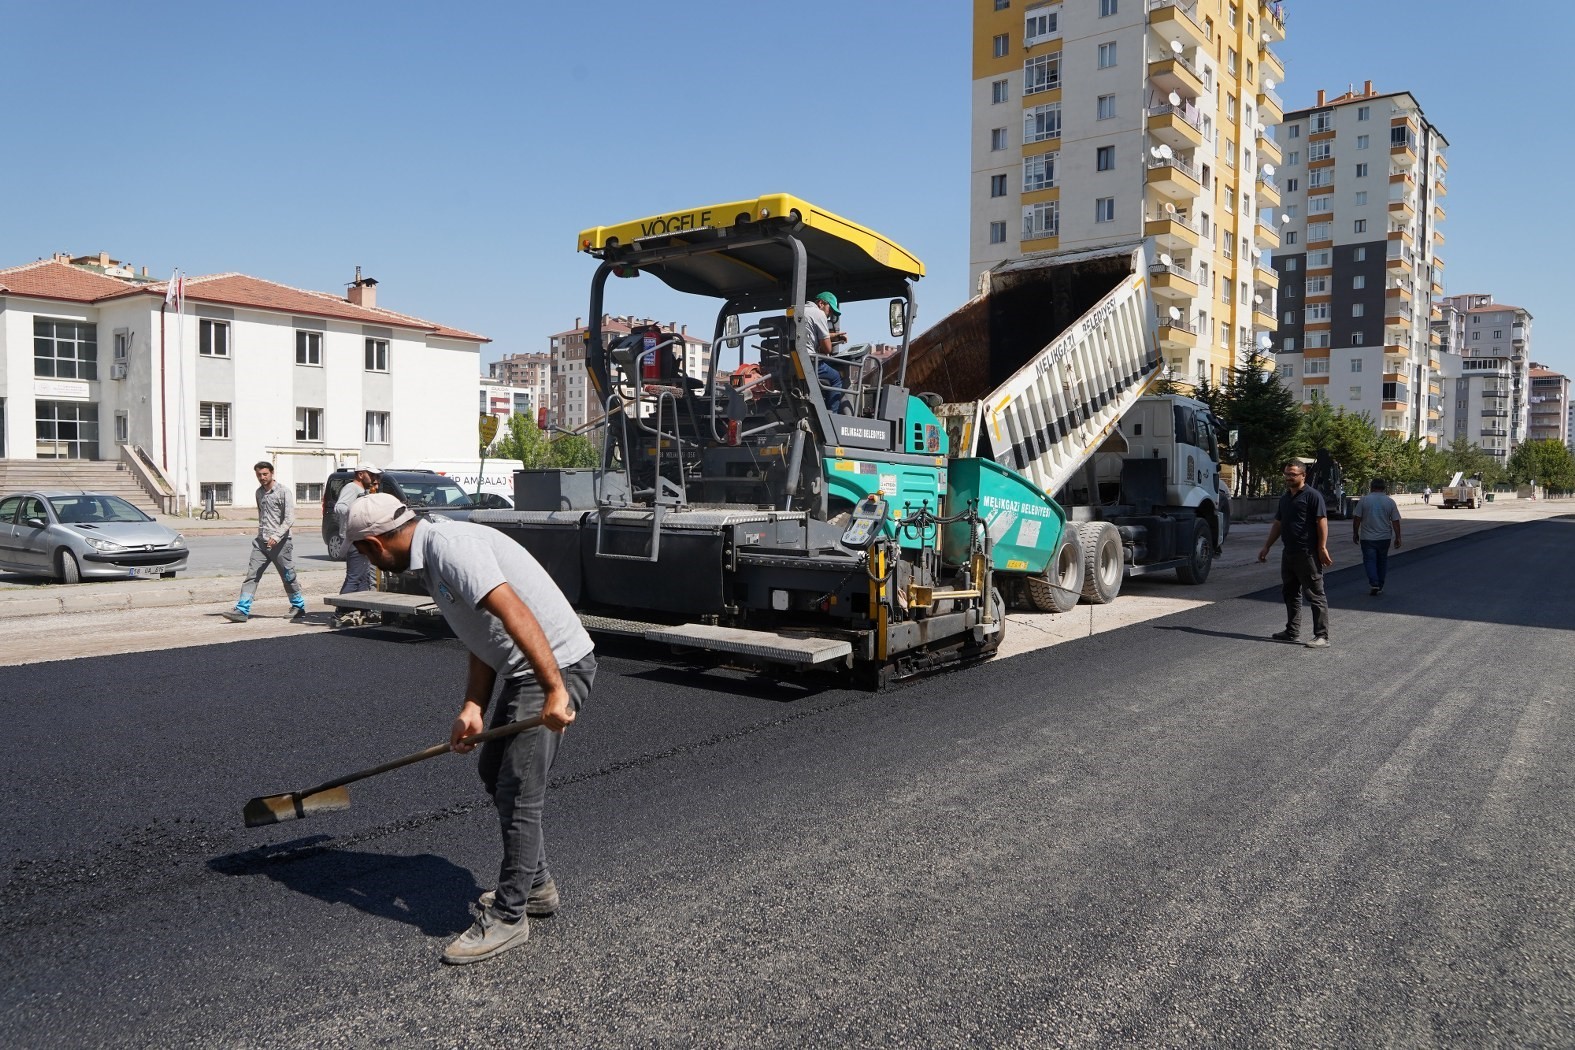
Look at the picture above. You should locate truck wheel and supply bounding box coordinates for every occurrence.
[1077,521,1123,604]
[1025,528,1083,613]
[1175,517,1213,584]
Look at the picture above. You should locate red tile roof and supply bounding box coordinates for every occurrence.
[1,257,486,342]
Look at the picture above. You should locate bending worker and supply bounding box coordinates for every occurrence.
[345,493,596,966]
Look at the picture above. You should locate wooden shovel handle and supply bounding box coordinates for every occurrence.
[297,715,545,798]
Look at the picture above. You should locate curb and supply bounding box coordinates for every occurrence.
[0,569,345,619]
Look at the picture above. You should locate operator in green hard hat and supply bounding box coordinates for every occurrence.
[804,291,850,413]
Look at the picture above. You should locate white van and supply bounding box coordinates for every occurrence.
[417,460,525,507]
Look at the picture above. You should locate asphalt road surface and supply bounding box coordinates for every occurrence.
[2,517,1571,1047]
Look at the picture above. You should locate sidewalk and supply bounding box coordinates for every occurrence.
[0,567,344,619]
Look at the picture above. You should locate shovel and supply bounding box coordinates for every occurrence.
[243,715,544,828]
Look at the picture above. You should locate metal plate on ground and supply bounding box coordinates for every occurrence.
[323,592,441,617]
[578,613,666,638]
[643,623,853,666]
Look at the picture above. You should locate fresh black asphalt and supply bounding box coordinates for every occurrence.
[2,518,1571,1047]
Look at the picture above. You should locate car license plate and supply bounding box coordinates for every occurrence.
[129,565,163,578]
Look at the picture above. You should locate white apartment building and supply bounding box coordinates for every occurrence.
[1527,364,1566,446]
[1270,83,1448,443]
[488,352,552,421]
[479,378,536,428]
[547,315,710,432]
[0,253,486,507]
[971,0,1288,386]
[1433,292,1532,460]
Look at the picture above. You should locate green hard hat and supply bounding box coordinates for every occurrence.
[814,291,840,315]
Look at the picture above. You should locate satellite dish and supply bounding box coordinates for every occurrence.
[1150,146,1163,159]
[1168,91,1182,106]
[1170,40,1183,55]
[1264,77,1276,91]
[1168,306,1182,321]
[1164,202,1178,215]
[1254,294,1264,304]
[1157,144,1174,159]
[1262,31,1270,43]
[1261,163,1276,177]
[1280,213,1291,224]
[1159,253,1174,267]
[1258,333,1273,349]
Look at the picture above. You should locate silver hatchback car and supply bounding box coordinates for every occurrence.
[0,491,188,583]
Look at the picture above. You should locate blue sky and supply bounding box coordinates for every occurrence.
[2,1,1569,377]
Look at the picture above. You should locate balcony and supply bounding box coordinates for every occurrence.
[1255,263,1279,290]
[1253,305,1277,330]
[1481,409,1509,418]
[1388,196,1416,219]
[1254,219,1280,249]
[1434,175,1447,197]
[1257,85,1284,125]
[1481,427,1509,438]
[1145,210,1202,250]
[1148,262,1199,300]
[1391,138,1418,168]
[1257,177,1281,207]
[1146,156,1202,201]
[1261,1,1287,41]
[1147,0,1210,49]
[1148,103,1205,152]
[1257,130,1282,166]
[1512,324,1526,345]
[1149,53,1204,98]
[1432,227,1446,246]
[1158,318,1199,350]
[1433,203,1446,222]
[1259,44,1284,84]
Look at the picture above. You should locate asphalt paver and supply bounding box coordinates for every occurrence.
[1,518,1571,1047]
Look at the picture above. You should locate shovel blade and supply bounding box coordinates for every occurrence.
[243,786,352,828]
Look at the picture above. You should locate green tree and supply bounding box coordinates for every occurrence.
[1506,439,1575,493]
[492,413,554,467]
[1370,434,1424,490]
[1441,436,1505,488]
[547,433,599,469]
[1217,351,1301,497]
[1416,444,1453,489]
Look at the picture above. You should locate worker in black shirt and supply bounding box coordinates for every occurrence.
[1257,461,1333,648]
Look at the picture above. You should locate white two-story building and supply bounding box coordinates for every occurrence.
[0,254,487,508]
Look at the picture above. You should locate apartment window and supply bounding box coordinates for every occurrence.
[1310,249,1332,267]
[1305,358,1330,375]
[1308,222,1331,242]
[1096,145,1115,171]
[995,0,1009,8]
[1284,231,1297,244]
[198,319,230,358]
[1357,105,1371,122]
[32,318,98,380]
[1280,364,1295,378]
[1352,275,1366,290]
[1352,332,1365,346]
[1204,16,1213,39]
[1227,3,1238,27]
[1308,141,1331,162]
[1353,219,1368,234]
[992,33,1009,58]
[989,221,1008,244]
[1356,134,1369,150]
[1382,381,1404,401]
[1023,200,1060,239]
[1220,277,1231,303]
[1023,150,1057,190]
[1350,386,1363,399]
[1351,359,1364,373]
[992,78,1009,104]
[1285,177,1299,192]
[1024,6,1059,46]
[1220,322,1231,346]
[1239,281,1250,305]
[1288,125,1302,139]
[1308,195,1331,214]
[990,174,1008,198]
[1097,94,1116,120]
[1354,191,1368,205]
[1353,247,1366,261]
[1025,52,1061,94]
[1352,303,1365,317]
[1283,257,1299,272]
[295,483,323,503]
[198,401,231,439]
[295,407,323,442]
[295,330,323,366]
[1306,332,1331,349]
[990,127,1009,151]
[366,411,391,444]
[365,338,389,371]
[1285,205,1299,218]
[1225,139,1236,167]
[1226,93,1237,123]
[1097,41,1117,68]
[1306,276,1328,295]
[1305,303,1330,322]
[1287,151,1300,165]
[1390,126,1410,147]
[1226,47,1237,75]
[1100,0,1118,14]
[1024,102,1061,143]
[1095,197,1115,223]
[1355,162,1369,177]
[1309,169,1331,190]
[1493,329,1502,339]
[1284,338,1297,353]
[1311,111,1332,134]
[201,483,233,507]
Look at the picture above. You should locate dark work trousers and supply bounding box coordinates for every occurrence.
[1280,548,1329,639]
[339,545,374,594]
[1360,539,1391,589]
[477,653,597,924]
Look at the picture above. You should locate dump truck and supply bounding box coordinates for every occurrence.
[905,242,1232,613]
[1441,471,1483,509]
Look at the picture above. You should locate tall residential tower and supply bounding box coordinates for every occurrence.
[970,0,1288,387]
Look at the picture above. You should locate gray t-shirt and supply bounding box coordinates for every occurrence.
[409,517,593,679]
[801,302,831,354]
[334,480,366,534]
[1354,491,1401,541]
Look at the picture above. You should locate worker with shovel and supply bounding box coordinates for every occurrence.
[345,494,596,966]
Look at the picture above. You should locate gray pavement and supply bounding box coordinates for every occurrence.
[0,510,1571,1046]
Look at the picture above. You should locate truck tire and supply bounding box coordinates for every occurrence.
[1077,521,1123,604]
[1175,516,1214,584]
[1025,527,1083,613]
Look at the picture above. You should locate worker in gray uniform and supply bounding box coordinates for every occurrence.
[222,461,306,623]
[346,493,596,966]
[332,463,381,628]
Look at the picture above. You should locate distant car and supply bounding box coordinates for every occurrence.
[320,468,483,559]
[468,492,514,510]
[0,491,188,583]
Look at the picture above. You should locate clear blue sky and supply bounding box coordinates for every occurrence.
[3,1,1569,377]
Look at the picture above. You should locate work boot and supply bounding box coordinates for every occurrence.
[1271,630,1298,643]
[442,911,530,966]
[221,608,249,623]
[476,878,560,918]
[290,607,309,624]
[1305,636,1330,649]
